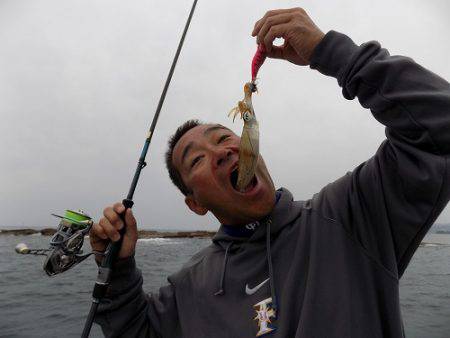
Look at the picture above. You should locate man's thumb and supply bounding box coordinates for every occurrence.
[124,209,137,229]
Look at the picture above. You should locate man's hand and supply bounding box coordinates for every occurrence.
[252,8,325,66]
[89,202,138,263]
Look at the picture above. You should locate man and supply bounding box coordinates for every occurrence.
[90,8,450,338]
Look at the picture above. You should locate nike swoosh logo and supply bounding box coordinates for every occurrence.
[245,278,270,295]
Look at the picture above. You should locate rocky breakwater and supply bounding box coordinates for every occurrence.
[0,228,56,236]
[137,230,215,239]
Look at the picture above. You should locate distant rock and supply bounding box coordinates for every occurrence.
[138,230,215,238]
[0,229,39,236]
[40,228,57,236]
[431,223,450,233]
[0,228,215,238]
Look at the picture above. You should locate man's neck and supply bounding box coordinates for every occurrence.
[220,190,282,237]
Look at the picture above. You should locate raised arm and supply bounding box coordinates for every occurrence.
[310,28,450,276]
[254,8,450,277]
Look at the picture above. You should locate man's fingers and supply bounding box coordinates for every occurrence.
[113,202,125,214]
[263,23,290,53]
[99,217,121,241]
[94,204,139,260]
[252,8,294,36]
[91,223,108,240]
[103,206,124,230]
[101,203,136,243]
[256,13,292,45]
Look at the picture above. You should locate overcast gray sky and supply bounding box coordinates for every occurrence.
[1,0,449,230]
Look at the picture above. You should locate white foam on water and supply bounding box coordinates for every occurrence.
[421,243,440,247]
[138,238,180,245]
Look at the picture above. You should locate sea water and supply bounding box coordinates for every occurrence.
[0,234,449,338]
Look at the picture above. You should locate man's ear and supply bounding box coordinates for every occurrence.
[185,195,208,216]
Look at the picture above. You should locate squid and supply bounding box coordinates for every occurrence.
[228,44,266,192]
[228,81,259,192]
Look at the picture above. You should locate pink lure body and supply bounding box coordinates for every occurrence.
[251,44,267,81]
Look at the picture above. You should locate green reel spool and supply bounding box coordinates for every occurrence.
[51,209,92,230]
[63,209,91,227]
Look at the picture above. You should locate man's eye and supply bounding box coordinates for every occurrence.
[217,135,230,143]
[191,156,202,168]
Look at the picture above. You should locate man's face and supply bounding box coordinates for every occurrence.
[172,124,276,225]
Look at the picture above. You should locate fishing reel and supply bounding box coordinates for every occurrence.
[44,209,95,276]
[16,209,99,276]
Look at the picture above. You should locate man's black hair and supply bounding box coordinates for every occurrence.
[165,119,203,196]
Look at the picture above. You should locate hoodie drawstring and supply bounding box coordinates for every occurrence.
[266,219,278,315]
[213,219,277,315]
[214,241,233,296]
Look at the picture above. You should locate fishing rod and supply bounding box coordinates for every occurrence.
[14,0,198,336]
[81,0,199,336]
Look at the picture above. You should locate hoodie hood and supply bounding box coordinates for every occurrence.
[212,187,305,246]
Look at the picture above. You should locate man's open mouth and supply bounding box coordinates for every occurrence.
[229,167,258,193]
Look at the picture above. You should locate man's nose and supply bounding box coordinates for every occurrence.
[215,149,234,167]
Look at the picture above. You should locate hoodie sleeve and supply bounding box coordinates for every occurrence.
[94,257,181,337]
[309,31,450,278]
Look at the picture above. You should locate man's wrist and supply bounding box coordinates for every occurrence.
[306,31,326,65]
[95,253,135,272]
[309,30,359,79]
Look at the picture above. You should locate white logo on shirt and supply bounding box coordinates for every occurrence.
[245,278,269,295]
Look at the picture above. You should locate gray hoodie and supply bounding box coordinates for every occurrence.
[94,31,450,337]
